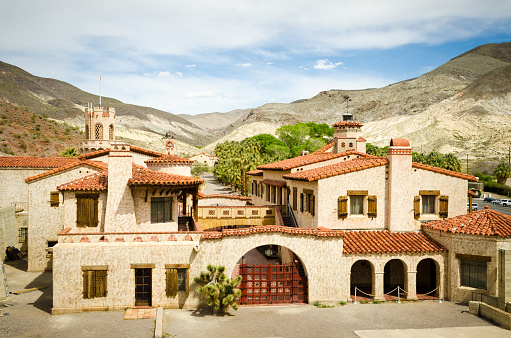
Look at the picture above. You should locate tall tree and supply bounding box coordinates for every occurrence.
[494,162,511,185]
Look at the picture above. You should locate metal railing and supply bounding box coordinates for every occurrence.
[286,204,299,228]
[472,292,511,313]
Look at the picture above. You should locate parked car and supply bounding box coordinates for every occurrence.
[484,197,495,202]
[467,203,479,211]
[492,199,502,205]
[501,199,511,207]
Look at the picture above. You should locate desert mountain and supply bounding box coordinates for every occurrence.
[195,42,511,158]
[0,61,216,149]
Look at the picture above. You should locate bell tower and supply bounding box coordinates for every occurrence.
[79,104,116,154]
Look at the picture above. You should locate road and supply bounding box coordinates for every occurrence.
[473,197,511,216]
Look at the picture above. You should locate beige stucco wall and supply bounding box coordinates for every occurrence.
[27,165,103,271]
[316,166,387,230]
[62,191,108,233]
[423,228,501,303]
[146,163,192,176]
[0,168,48,208]
[52,232,345,313]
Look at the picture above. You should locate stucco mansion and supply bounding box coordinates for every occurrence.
[1,105,511,314]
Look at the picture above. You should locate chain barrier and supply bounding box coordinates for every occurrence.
[353,285,442,304]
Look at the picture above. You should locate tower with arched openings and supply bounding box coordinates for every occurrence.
[79,105,116,154]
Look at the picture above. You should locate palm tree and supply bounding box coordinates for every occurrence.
[494,162,511,185]
[60,147,79,157]
[444,154,462,173]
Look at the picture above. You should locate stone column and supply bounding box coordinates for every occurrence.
[407,270,417,300]
[374,271,385,301]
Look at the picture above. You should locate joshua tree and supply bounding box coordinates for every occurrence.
[194,264,242,313]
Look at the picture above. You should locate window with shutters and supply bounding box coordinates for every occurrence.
[95,123,103,140]
[277,187,282,205]
[422,195,435,214]
[50,191,60,207]
[151,197,173,223]
[367,195,377,218]
[266,185,270,202]
[302,189,314,215]
[460,259,487,289]
[292,187,297,211]
[414,196,421,220]
[166,264,190,297]
[348,190,367,215]
[76,194,99,227]
[300,193,304,212]
[82,266,108,299]
[439,195,449,218]
[18,227,28,243]
[338,196,348,219]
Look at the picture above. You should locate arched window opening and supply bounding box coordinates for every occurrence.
[95,123,103,140]
[109,124,114,140]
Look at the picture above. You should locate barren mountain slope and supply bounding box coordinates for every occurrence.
[0,61,215,147]
[178,109,250,135]
[206,42,511,157]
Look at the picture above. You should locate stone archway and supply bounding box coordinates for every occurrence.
[350,260,374,298]
[416,258,438,296]
[384,259,406,295]
[234,244,308,305]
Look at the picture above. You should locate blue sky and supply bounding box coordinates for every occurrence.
[1,1,511,115]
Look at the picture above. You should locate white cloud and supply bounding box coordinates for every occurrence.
[184,91,216,99]
[238,63,253,67]
[186,64,196,68]
[313,60,344,70]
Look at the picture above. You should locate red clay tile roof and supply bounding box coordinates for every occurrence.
[59,164,203,191]
[77,146,164,160]
[0,156,79,169]
[332,121,364,128]
[145,155,194,164]
[423,209,511,237]
[129,165,203,186]
[343,230,446,254]
[246,169,263,176]
[202,225,343,239]
[283,157,388,182]
[58,171,108,191]
[312,141,334,154]
[412,162,477,182]
[357,136,367,142]
[257,150,369,171]
[25,161,107,183]
[261,179,287,187]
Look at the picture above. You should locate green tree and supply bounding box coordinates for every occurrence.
[494,162,511,185]
[366,143,388,156]
[191,163,210,177]
[194,265,242,313]
[60,147,79,157]
[443,154,462,173]
[276,123,311,149]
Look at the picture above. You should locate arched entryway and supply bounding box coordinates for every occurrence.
[384,259,405,296]
[350,260,374,298]
[233,244,308,305]
[416,258,438,297]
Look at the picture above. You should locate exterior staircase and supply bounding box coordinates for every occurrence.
[281,214,295,227]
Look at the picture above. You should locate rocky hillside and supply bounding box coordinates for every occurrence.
[198,42,511,158]
[0,61,216,148]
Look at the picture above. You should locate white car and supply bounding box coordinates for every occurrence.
[501,199,511,207]
[467,203,479,211]
[492,199,502,205]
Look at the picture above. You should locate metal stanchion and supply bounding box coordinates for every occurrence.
[438,284,442,303]
[353,287,358,304]
[397,287,401,304]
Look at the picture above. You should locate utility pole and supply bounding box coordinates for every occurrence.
[508,144,510,167]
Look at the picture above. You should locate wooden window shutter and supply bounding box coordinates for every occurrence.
[310,195,315,216]
[166,268,178,297]
[439,195,449,219]
[83,270,90,298]
[368,195,377,218]
[77,197,86,227]
[414,196,420,220]
[293,188,297,211]
[185,269,190,297]
[95,270,107,297]
[50,191,59,207]
[338,196,348,219]
[300,193,304,212]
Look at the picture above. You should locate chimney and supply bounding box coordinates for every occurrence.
[386,138,413,232]
[104,143,136,232]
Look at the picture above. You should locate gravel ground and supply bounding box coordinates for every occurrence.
[163,302,501,338]
[0,260,154,338]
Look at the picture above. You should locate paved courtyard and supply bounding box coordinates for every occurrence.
[1,259,510,338]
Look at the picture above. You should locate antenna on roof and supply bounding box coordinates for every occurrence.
[99,67,102,107]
